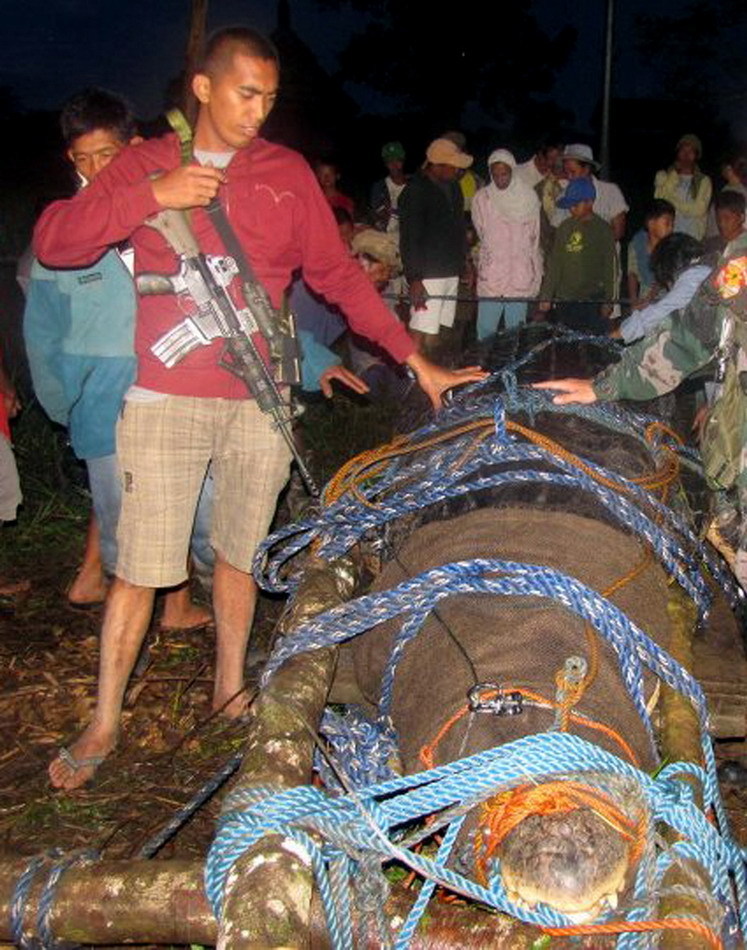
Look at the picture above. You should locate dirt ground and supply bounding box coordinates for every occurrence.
[0,390,402,865]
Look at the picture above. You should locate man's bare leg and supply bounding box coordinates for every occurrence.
[49,578,155,790]
[212,555,257,718]
[160,581,212,630]
[68,513,107,605]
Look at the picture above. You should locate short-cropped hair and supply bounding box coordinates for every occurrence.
[714,189,746,216]
[60,88,136,147]
[197,26,279,78]
[643,198,675,224]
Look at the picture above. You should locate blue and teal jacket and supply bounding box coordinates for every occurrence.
[23,249,137,459]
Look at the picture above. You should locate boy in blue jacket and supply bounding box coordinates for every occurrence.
[24,88,212,623]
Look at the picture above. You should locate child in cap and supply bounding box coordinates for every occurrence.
[538,177,616,334]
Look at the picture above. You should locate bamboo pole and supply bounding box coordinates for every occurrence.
[215,554,359,950]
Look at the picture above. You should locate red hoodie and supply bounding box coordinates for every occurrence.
[34,134,414,398]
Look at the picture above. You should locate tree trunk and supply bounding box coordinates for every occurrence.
[182,0,208,125]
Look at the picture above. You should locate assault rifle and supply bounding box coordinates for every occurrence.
[137,204,320,497]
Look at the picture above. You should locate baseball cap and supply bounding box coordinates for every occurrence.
[562,143,600,170]
[425,138,473,169]
[557,177,596,208]
[381,141,405,162]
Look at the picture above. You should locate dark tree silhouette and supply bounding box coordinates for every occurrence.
[637,0,747,108]
[314,0,576,139]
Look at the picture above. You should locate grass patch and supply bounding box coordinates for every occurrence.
[301,389,403,486]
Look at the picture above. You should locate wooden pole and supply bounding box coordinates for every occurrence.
[0,858,214,946]
[0,856,559,948]
[182,0,208,126]
[657,585,716,950]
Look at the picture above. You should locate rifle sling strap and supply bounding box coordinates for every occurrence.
[205,198,260,286]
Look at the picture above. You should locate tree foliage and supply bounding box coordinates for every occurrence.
[637,0,747,107]
[315,0,575,135]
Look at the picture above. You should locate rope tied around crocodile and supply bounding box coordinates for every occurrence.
[216,335,745,948]
[254,388,736,613]
[205,734,743,950]
[472,780,648,886]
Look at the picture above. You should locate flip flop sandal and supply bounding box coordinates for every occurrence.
[56,746,107,779]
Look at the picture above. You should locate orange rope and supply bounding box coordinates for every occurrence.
[542,917,722,949]
[418,685,640,772]
[473,780,647,886]
[323,412,683,509]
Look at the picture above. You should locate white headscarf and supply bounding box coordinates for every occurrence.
[486,149,539,220]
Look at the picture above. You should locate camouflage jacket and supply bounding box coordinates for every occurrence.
[593,232,747,402]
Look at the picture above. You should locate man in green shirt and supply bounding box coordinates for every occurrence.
[538,177,616,334]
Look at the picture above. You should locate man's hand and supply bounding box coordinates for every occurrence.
[406,352,487,410]
[151,165,226,210]
[319,364,370,399]
[537,300,552,313]
[532,378,598,405]
[408,279,428,311]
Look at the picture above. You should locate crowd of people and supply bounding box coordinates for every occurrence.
[311,130,747,348]
[3,21,747,792]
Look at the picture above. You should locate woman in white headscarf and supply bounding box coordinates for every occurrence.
[471,149,542,340]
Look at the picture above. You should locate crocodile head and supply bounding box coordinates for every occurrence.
[498,806,631,922]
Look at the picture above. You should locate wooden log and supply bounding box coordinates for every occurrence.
[0,855,598,948]
[657,586,717,950]
[0,858,214,945]
[216,554,360,950]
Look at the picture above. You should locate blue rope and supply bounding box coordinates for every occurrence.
[218,345,742,946]
[36,849,99,949]
[205,732,745,947]
[137,754,242,859]
[9,852,52,949]
[261,559,708,758]
[315,707,399,792]
[254,390,735,610]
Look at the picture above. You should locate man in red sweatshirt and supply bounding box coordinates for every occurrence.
[35,26,483,790]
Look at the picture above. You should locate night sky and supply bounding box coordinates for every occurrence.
[1,1,746,140]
